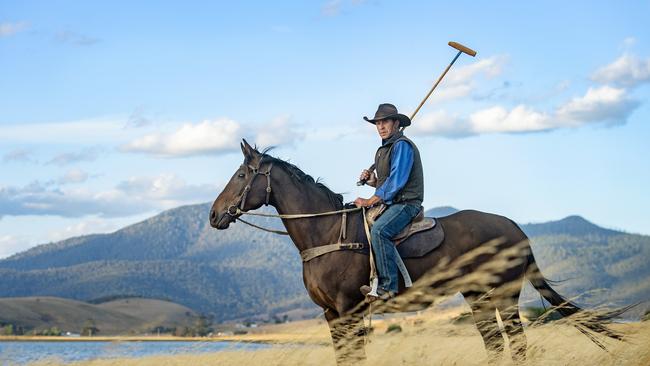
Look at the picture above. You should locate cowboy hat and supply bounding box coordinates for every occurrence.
[363,103,411,127]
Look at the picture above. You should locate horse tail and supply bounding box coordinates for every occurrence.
[524,245,634,349]
[525,249,582,318]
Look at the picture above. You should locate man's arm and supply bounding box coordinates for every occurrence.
[354,194,381,208]
[374,141,414,204]
[359,169,378,187]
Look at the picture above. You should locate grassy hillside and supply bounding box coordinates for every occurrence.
[1,204,648,322]
[0,297,199,335]
[0,204,311,322]
[520,219,650,315]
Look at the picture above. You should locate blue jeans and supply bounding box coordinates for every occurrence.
[370,203,420,293]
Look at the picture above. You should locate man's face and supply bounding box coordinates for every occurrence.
[375,118,399,140]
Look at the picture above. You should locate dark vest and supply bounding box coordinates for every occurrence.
[374,131,424,206]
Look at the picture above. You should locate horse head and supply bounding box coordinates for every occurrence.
[209,139,273,229]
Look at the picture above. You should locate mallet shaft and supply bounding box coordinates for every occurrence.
[410,51,462,121]
[357,41,477,186]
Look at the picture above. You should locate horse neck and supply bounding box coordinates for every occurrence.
[269,168,343,252]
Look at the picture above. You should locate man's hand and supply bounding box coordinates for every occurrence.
[359,169,377,187]
[354,195,381,208]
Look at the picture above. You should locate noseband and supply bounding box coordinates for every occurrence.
[226,158,273,217]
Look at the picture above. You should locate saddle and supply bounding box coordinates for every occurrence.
[365,204,445,258]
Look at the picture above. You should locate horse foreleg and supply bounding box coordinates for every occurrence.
[325,309,367,365]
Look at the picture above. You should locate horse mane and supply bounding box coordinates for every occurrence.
[255,146,344,209]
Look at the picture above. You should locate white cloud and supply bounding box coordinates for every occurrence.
[3,115,301,159]
[116,174,216,206]
[410,105,551,138]
[556,86,639,125]
[408,110,469,138]
[122,118,242,157]
[447,56,505,84]
[432,56,507,102]
[592,54,650,87]
[0,175,217,219]
[470,105,551,134]
[410,86,639,138]
[123,116,303,157]
[254,115,303,147]
[0,21,29,37]
[432,83,474,102]
[410,51,650,138]
[0,182,151,218]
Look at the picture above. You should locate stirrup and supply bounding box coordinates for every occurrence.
[360,285,394,303]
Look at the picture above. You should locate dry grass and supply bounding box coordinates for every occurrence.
[27,312,648,366]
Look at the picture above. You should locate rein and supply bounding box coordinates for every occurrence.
[225,157,362,236]
[231,206,362,219]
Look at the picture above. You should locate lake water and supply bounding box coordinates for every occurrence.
[0,340,270,365]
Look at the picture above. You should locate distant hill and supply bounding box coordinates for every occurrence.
[0,204,648,322]
[0,204,310,322]
[519,216,650,315]
[520,215,621,237]
[0,296,199,335]
[425,206,459,218]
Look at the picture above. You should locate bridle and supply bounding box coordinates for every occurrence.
[222,156,362,237]
[226,157,274,218]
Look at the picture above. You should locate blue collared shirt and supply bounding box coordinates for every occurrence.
[375,140,414,204]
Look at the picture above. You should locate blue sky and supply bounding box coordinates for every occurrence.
[1,1,649,258]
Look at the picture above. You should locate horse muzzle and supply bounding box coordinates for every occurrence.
[210,209,235,229]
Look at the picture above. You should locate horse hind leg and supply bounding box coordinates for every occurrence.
[495,295,527,364]
[466,293,506,365]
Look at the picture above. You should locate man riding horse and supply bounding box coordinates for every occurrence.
[354,103,424,302]
[209,122,628,364]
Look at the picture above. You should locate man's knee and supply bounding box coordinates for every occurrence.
[370,224,383,239]
[371,223,393,240]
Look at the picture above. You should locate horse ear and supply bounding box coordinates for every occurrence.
[241,138,255,161]
[242,138,253,150]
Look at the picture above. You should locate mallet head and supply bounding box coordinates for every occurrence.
[448,41,477,57]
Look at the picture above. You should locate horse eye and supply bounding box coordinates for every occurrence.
[238,173,245,178]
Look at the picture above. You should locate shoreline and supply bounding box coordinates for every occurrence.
[0,334,329,345]
[0,336,236,342]
[0,318,335,345]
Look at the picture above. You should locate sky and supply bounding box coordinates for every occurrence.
[1,1,649,258]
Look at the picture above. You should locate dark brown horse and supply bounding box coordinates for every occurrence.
[210,140,625,364]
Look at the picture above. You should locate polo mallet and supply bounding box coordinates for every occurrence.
[357,41,477,186]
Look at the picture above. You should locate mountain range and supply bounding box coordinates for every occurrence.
[1,204,648,322]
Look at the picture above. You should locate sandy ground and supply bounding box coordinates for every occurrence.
[19,309,650,366]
